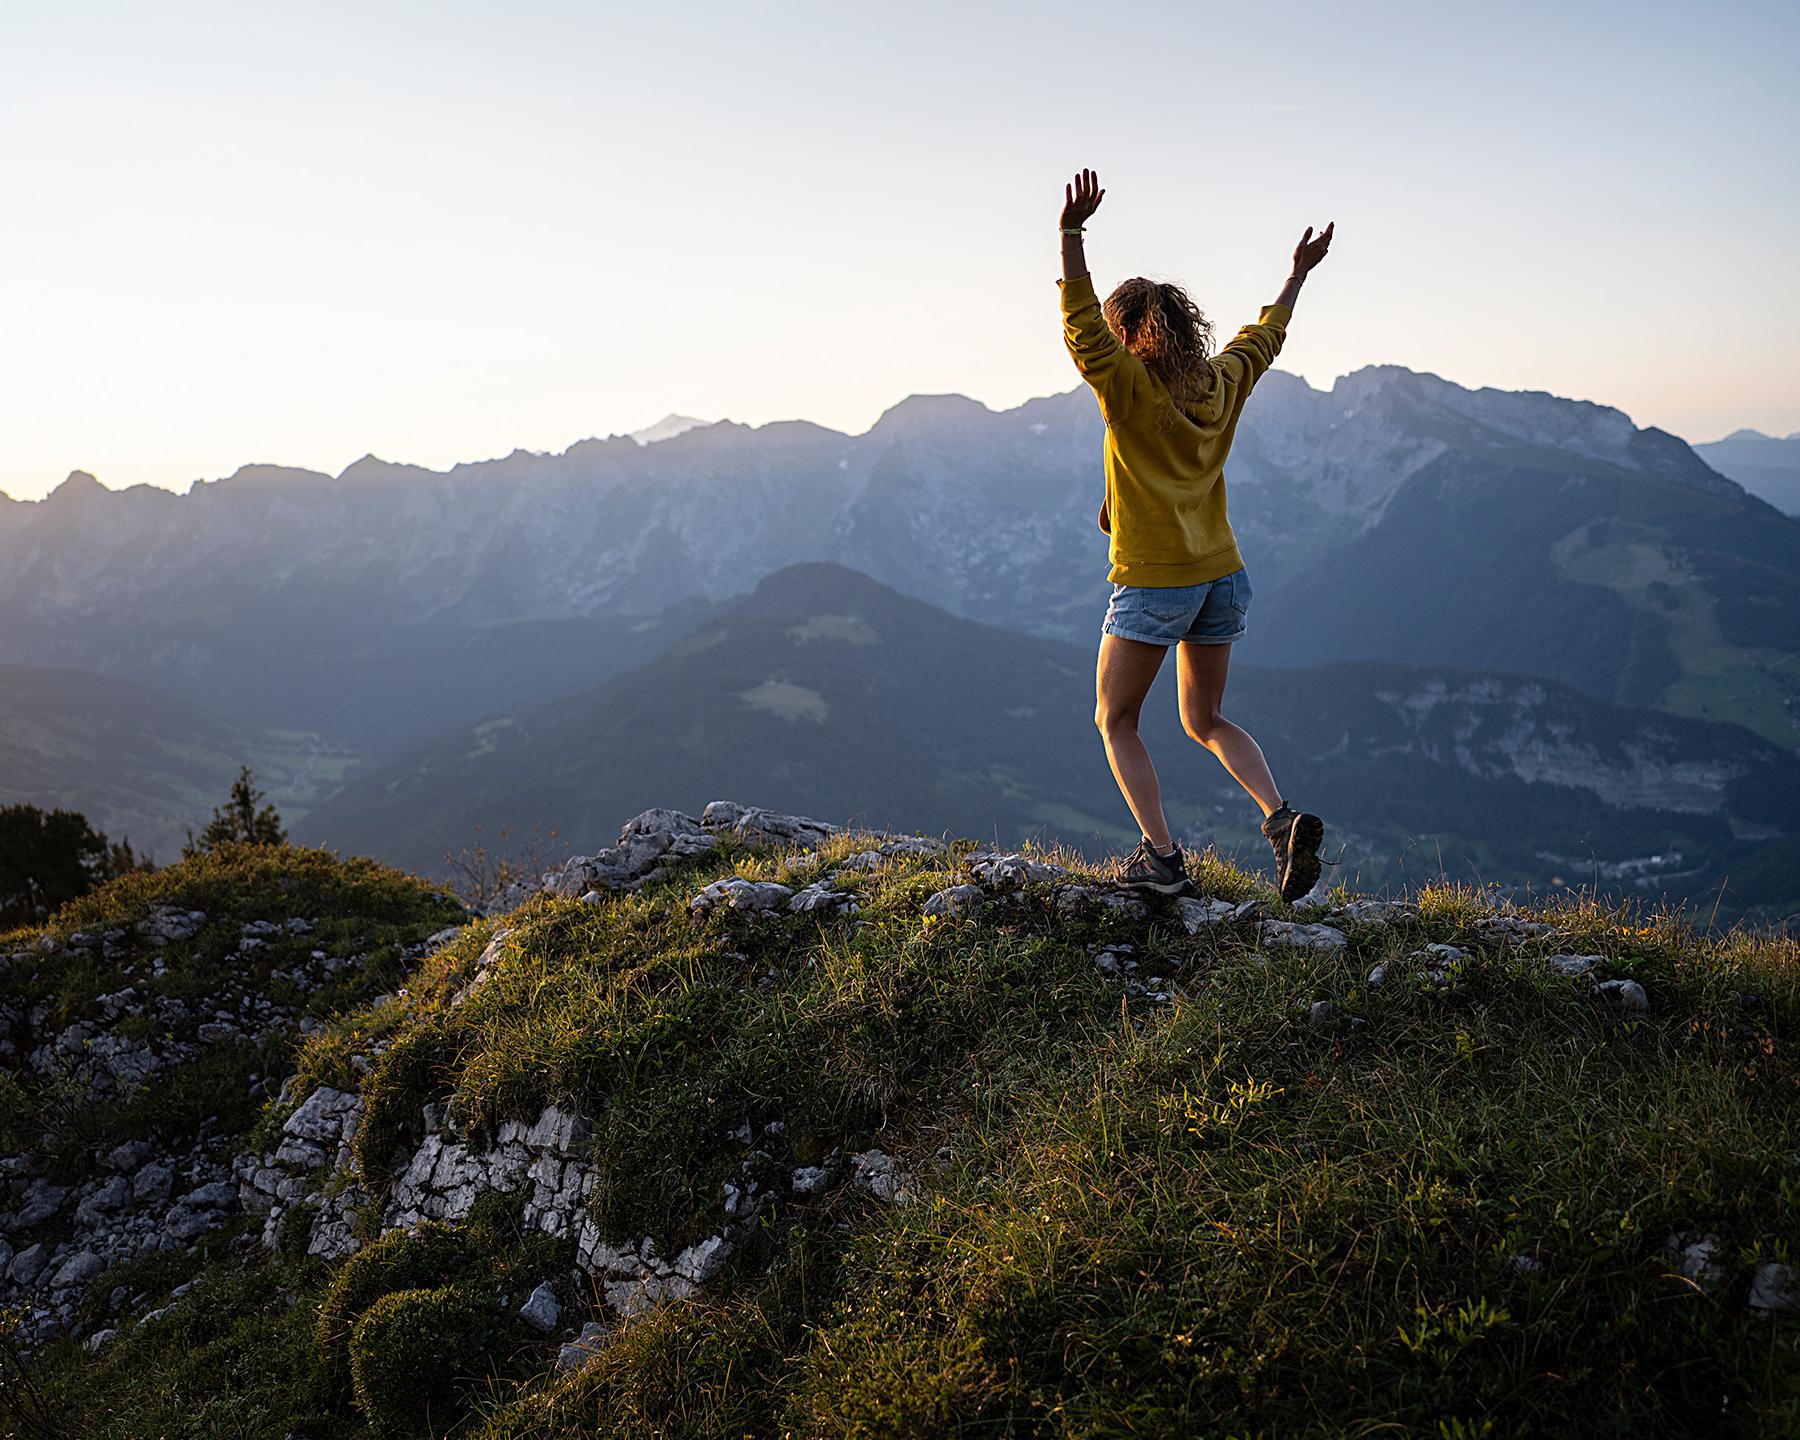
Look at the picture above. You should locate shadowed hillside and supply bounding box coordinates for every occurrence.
[0,664,357,860]
[296,564,1800,928]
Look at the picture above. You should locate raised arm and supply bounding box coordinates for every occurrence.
[1060,168,1102,282]
[1273,221,1334,312]
[1216,221,1335,387]
[1056,168,1144,422]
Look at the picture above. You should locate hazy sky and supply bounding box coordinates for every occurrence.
[2,0,1796,500]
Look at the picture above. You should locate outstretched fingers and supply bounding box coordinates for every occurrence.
[1062,168,1105,226]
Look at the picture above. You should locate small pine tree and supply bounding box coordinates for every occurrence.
[0,803,114,927]
[106,835,154,877]
[184,765,288,857]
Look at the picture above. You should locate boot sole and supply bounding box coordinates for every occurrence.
[1278,814,1324,903]
[1121,874,1195,896]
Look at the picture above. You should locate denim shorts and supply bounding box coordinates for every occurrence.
[1101,566,1252,646]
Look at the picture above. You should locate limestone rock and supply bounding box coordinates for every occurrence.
[1328,899,1420,925]
[868,834,949,860]
[557,1320,611,1371]
[6,1180,66,1231]
[9,1242,48,1285]
[702,802,839,849]
[788,880,858,915]
[102,1140,153,1172]
[849,1149,917,1205]
[133,1162,175,1207]
[526,1106,591,1155]
[452,929,512,1008]
[183,1180,237,1210]
[965,852,1070,888]
[50,1249,107,1291]
[520,1282,561,1334]
[544,808,721,901]
[1406,943,1472,987]
[164,1202,228,1242]
[923,884,984,920]
[138,908,206,945]
[282,1086,364,1146]
[1749,1262,1798,1314]
[1595,978,1650,1013]
[1473,915,1557,944]
[1176,896,1236,933]
[672,1234,732,1283]
[690,878,796,918]
[1665,1231,1726,1289]
[1420,943,1472,965]
[74,1176,130,1226]
[1257,920,1349,953]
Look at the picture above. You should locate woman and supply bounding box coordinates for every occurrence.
[1057,167,1333,903]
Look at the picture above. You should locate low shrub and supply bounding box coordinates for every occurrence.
[314,1220,474,1379]
[348,1283,506,1433]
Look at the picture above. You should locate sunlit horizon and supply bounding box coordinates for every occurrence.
[11,364,1790,505]
[4,0,1796,502]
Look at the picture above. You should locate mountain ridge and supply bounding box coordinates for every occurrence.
[4,365,1796,766]
[1693,428,1800,516]
[3,365,1752,506]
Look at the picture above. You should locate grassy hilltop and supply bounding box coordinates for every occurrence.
[4,817,1799,1438]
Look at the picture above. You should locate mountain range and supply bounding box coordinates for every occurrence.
[1693,428,1800,517]
[3,365,1797,924]
[5,367,1797,760]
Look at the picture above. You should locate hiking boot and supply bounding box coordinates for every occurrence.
[1115,837,1191,895]
[1261,803,1325,903]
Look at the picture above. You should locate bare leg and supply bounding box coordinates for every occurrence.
[1095,634,1173,848]
[1176,640,1282,817]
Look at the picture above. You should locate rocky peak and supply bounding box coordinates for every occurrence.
[42,469,108,507]
[866,392,997,441]
[629,413,713,445]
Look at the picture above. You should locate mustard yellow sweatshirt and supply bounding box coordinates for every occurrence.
[1058,270,1291,586]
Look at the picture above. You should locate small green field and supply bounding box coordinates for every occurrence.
[1552,523,1800,751]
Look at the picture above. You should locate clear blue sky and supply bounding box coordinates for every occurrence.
[2,0,1795,499]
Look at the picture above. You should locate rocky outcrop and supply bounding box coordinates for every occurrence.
[0,904,463,1349]
[492,802,848,914]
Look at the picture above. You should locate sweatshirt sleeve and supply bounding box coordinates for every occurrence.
[1215,302,1292,389]
[1058,272,1144,423]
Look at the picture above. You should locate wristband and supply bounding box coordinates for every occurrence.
[1060,226,1086,235]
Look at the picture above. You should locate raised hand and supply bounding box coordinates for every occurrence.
[1293,221,1334,274]
[1061,168,1105,229]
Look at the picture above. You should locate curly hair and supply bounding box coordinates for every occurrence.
[1102,277,1217,431]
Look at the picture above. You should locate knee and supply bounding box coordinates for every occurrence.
[1096,704,1139,739]
[1183,709,1226,745]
